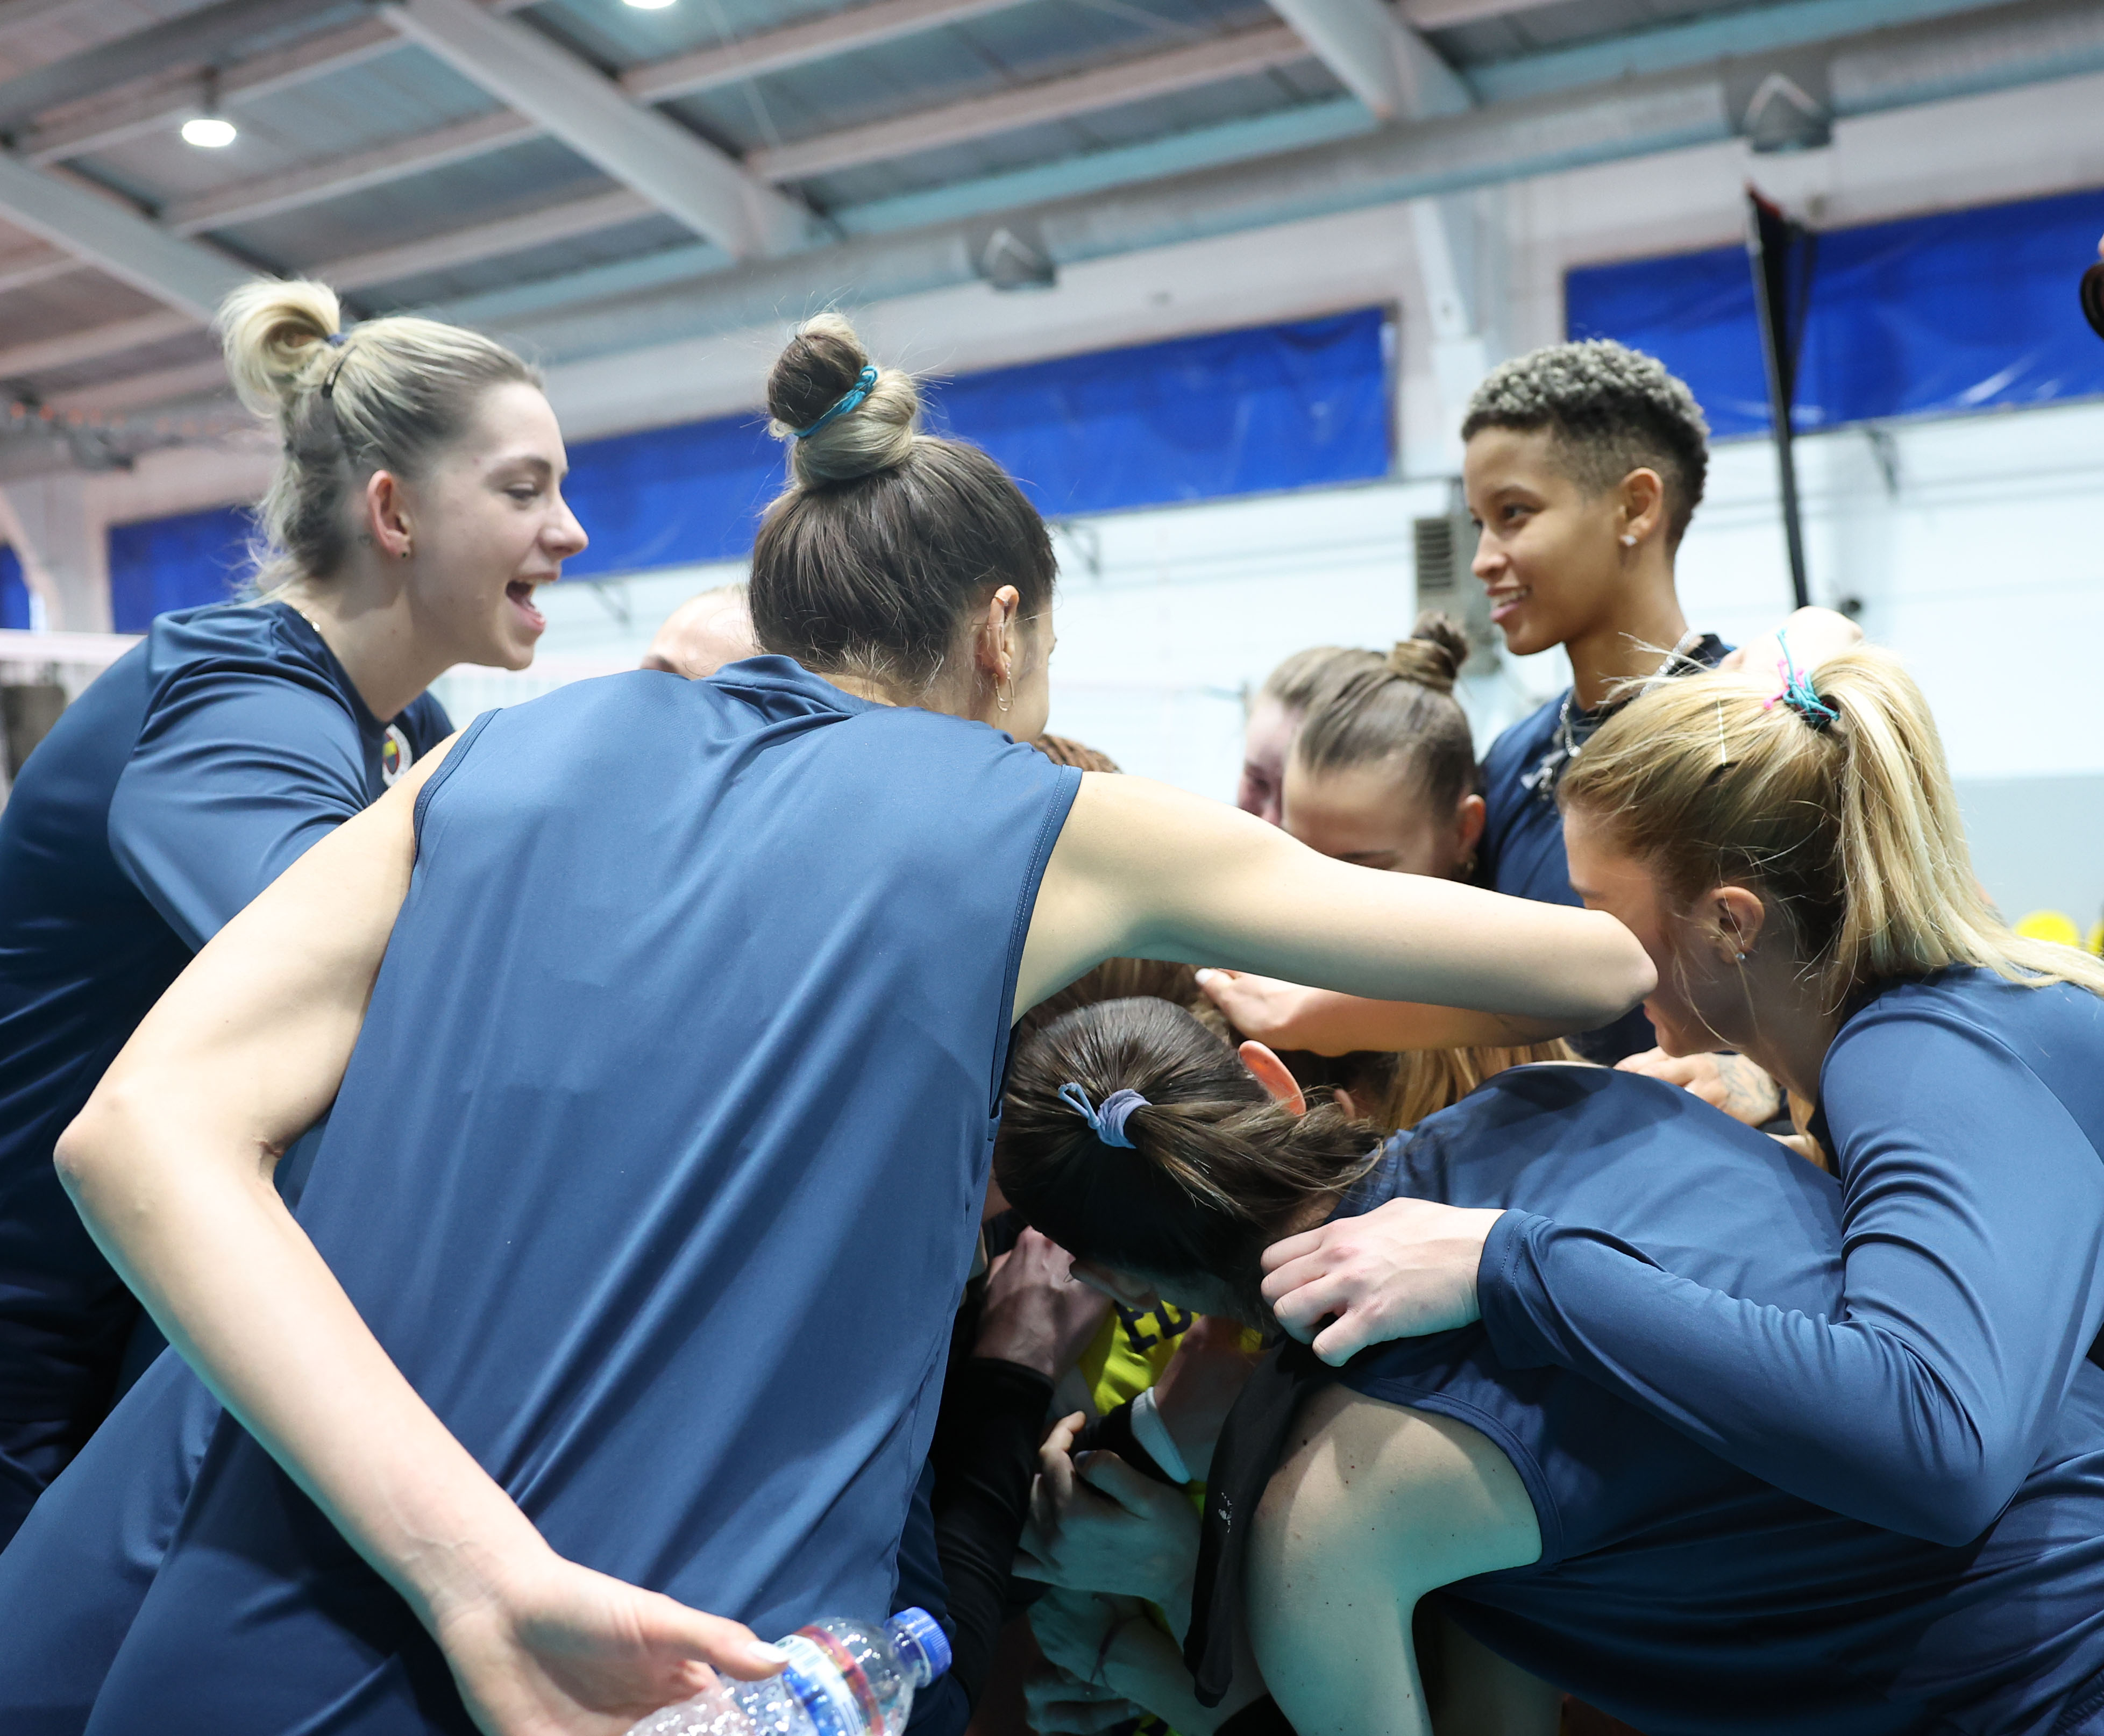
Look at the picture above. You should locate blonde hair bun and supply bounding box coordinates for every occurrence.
[1384,612,1469,695]
[217,279,343,419]
[766,313,919,489]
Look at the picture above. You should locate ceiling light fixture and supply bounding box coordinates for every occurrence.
[182,73,237,147]
[624,0,678,10]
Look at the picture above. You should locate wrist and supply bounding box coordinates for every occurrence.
[395,1499,556,1639]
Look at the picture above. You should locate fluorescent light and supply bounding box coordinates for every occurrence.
[182,115,237,148]
[624,0,678,10]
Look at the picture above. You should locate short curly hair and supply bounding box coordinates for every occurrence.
[1461,340,1710,546]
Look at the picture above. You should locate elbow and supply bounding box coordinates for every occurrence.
[53,1080,145,1212]
[1570,914,1655,1026]
[1889,1479,2013,1548]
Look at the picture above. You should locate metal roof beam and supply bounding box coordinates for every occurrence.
[0,306,194,380]
[625,0,1023,105]
[379,0,807,258]
[0,241,77,294]
[748,22,1311,182]
[0,153,247,320]
[313,186,657,290]
[1264,0,1473,121]
[163,109,536,233]
[0,0,351,132]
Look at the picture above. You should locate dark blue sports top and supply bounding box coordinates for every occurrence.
[1479,967,2104,1545]
[40,657,1077,1735]
[1475,636,1725,1064]
[1340,1066,2104,1736]
[0,601,447,1540]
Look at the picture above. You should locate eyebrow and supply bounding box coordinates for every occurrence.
[492,453,559,481]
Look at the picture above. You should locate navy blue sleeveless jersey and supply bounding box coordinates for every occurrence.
[13,657,1077,1735]
[1475,636,1725,1064]
[1479,967,2104,1545]
[1340,1066,2104,1735]
[0,601,447,1540]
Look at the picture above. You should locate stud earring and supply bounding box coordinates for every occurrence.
[1735,951,1747,962]
[1619,533,1637,547]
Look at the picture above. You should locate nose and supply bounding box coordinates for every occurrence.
[548,492,588,559]
[1471,532,1503,582]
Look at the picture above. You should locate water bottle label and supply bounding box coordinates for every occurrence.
[779,1632,877,1736]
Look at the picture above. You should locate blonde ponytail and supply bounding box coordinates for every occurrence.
[1560,648,2104,1010]
[216,278,538,594]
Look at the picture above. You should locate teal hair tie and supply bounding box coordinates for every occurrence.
[1763,630,1839,731]
[791,365,879,439]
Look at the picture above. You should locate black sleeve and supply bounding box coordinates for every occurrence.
[1072,1399,1179,1486]
[928,1355,1054,1706]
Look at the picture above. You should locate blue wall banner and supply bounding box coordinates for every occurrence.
[559,305,1392,579]
[1,546,30,632]
[1567,184,2104,437]
[107,504,252,634]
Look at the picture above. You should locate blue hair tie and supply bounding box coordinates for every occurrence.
[1764,630,1839,732]
[790,364,879,439]
[1058,1082,1149,1150]
[323,331,347,348]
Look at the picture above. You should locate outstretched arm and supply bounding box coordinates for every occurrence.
[1021,775,1653,1035]
[57,749,784,1735]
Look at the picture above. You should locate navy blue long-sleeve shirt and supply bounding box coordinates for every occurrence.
[1478,967,2104,1544]
[0,601,448,1539]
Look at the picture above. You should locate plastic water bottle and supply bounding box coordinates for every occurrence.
[629,1608,951,1736]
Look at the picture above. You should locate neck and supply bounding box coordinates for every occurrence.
[1717,950,1841,1106]
[819,671,902,708]
[1564,553,1690,710]
[280,564,457,723]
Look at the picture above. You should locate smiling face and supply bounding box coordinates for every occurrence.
[396,380,587,671]
[1464,425,1638,660]
[1282,757,1483,879]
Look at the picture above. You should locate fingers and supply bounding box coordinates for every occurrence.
[670,1606,790,1679]
[1311,1308,1380,1367]
[1075,1450,1171,1519]
[1267,1273,1349,1341]
[1043,1411,1085,1457]
[1259,1224,1327,1274]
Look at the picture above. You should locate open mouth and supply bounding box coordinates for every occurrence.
[506,579,548,634]
[1487,585,1529,624]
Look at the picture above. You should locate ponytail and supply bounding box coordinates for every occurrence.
[1560,648,2104,1011]
[217,278,537,594]
[998,998,1377,1322]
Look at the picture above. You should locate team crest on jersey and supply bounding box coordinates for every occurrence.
[381,724,413,787]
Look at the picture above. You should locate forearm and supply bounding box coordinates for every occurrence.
[1478,1214,2031,1542]
[1101,1615,1259,1736]
[62,1095,545,1630]
[928,1357,1054,1703]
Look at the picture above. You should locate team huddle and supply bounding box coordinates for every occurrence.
[0,284,2099,1736]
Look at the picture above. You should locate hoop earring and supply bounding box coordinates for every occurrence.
[996,678,1014,714]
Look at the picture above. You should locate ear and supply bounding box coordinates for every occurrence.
[1617,466,1666,547]
[1710,885,1769,963]
[364,469,414,561]
[1070,1257,1157,1311]
[1454,792,1487,861]
[1239,1041,1306,1115]
[976,584,1022,681]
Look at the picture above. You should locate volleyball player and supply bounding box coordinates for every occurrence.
[0,279,582,1542]
[1263,646,2104,1552]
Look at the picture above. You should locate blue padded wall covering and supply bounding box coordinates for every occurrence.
[108,504,253,634]
[559,307,1391,578]
[1566,184,2104,438]
[1,546,29,631]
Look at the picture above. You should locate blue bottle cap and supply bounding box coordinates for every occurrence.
[888,1607,951,1685]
